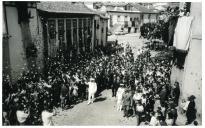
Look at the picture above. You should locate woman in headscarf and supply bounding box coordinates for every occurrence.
[186,95,196,125]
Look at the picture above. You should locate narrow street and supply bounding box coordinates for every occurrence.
[52,33,196,126]
[2,2,202,126]
[53,33,144,125]
[108,33,147,59]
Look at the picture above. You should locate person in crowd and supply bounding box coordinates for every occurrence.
[16,107,30,125]
[135,100,144,125]
[116,84,125,111]
[133,89,143,102]
[171,106,178,125]
[128,21,132,33]
[141,94,147,106]
[154,94,161,112]
[149,112,158,126]
[122,89,133,118]
[166,112,174,126]
[41,105,56,126]
[159,85,167,106]
[159,116,167,126]
[172,81,180,106]
[79,79,87,101]
[3,40,182,125]
[135,19,140,33]
[180,98,189,114]
[60,84,69,110]
[186,95,197,125]
[86,78,97,105]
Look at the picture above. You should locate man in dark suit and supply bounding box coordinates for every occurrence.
[112,73,120,97]
[172,82,180,106]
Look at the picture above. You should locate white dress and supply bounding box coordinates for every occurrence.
[41,110,54,126]
[116,87,125,105]
[149,116,158,126]
[133,93,142,101]
[88,82,97,94]
[166,119,174,126]
[16,110,29,124]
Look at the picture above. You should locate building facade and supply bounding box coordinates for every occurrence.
[3,2,108,82]
[93,3,159,31]
[38,2,108,58]
[170,3,202,119]
[3,1,44,82]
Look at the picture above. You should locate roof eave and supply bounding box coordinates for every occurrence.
[37,9,96,15]
[107,10,158,14]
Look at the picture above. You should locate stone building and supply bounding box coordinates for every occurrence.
[37,2,108,58]
[3,1,108,82]
[3,1,44,82]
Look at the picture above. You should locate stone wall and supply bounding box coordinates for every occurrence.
[4,6,44,82]
[5,6,28,81]
[28,8,44,72]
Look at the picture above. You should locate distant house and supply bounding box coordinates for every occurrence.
[93,2,159,31]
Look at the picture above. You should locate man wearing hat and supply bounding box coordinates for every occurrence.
[86,78,97,105]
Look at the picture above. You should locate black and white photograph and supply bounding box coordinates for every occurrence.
[1,0,203,126]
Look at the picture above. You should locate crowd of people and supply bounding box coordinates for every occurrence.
[2,40,197,126]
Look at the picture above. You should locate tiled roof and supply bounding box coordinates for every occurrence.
[37,2,96,14]
[131,3,159,13]
[105,3,159,14]
[92,10,109,19]
[103,2,127,7]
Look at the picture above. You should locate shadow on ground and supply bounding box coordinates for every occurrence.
[94,97,107,103]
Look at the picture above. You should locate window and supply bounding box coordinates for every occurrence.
[87,19,92,50]
[66,19,72,51]
[125,5,132,11]
[110,15,113,27]
[125,16,128,21]
[79,19,83,52]
[48,20,56,39]
[58,19,64,41]
[47,18,92,56]
[58,19,65,51]
[73,19,77,50]
[117,15,121,22]
[83,19,88,50]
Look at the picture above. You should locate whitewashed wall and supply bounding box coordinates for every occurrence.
[6,6,28,81]
[171,3,202,118]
